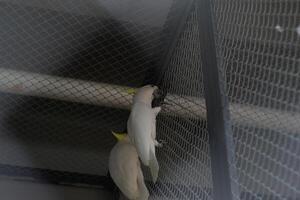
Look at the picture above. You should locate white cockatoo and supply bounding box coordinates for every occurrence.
[127,85,166,183]
[109,132,149,200]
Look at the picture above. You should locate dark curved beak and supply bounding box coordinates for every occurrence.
[152,89,169,107]
[153,88,166,99]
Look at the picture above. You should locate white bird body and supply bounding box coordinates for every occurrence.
[109,135,149,200]
[127,85,161,183]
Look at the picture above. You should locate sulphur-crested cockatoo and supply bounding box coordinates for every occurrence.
[109,131,149,200]
[127,85,166,183]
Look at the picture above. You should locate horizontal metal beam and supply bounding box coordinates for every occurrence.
[0,68,133,110]
[0,68,299,133]
[0,68,206,119]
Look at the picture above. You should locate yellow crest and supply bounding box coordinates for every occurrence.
[125,88,137,95]
[111,131,127,141]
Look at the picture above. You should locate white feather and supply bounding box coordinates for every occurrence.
[127,85,161,183]
[109,137,149,200]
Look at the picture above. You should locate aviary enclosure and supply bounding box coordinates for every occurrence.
[0,0,299,199]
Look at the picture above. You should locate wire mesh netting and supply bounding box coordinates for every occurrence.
[0,0,214,198]
[0,0,180,180]
[212,0,300,199]
[148,4,213,200]
[0,0,300,199]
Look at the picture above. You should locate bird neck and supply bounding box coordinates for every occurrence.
[133,93,153,106]
[133,98,152,107]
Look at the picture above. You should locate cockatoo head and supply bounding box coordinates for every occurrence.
[127,85,166,107]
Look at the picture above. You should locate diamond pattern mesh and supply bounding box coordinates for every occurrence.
[148,5,213,200]
[0,0,175,178]
[0,1,165,84]
[0,0,300,199]
[212,0,300,199]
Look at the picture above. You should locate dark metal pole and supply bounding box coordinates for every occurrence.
[196,0,240,200]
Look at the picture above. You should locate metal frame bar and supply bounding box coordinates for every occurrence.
[196,0,239,199]
[0,68,299,133]
[0,68,207,119]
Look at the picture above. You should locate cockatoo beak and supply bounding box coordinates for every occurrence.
[152,88,170,107]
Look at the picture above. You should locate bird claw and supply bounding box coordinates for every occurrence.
[153,107,162,115]
[155,140,166,147]
[159,139,167,145]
